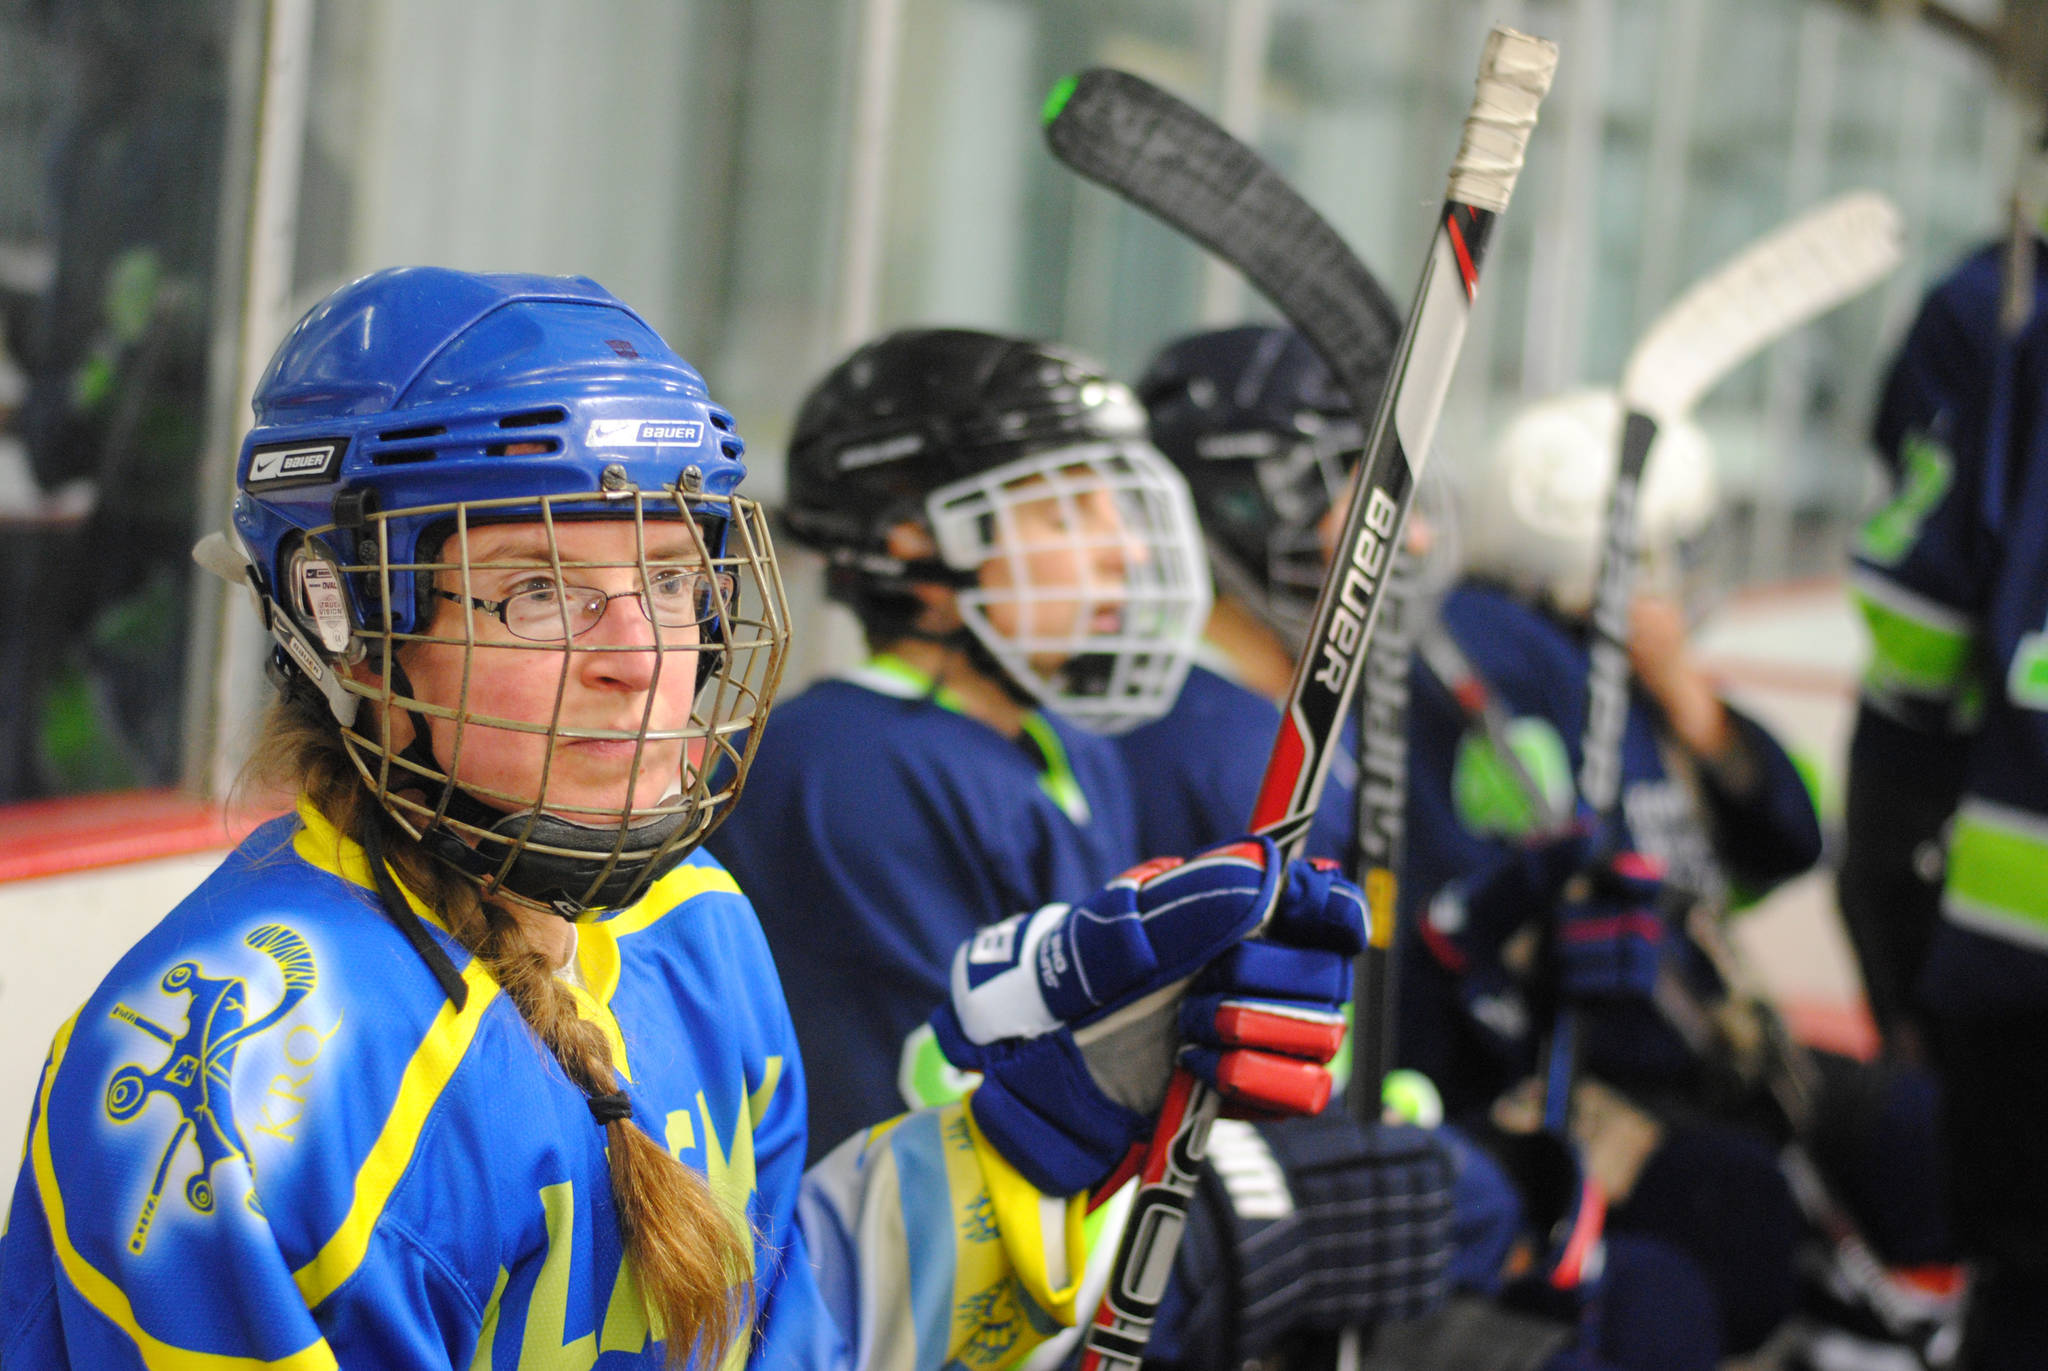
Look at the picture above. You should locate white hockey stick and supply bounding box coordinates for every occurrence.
[1050,29,1557,1370]
[1551,191,1904,1135]
[1580,190,1905,819]
[1623,190,1905,423]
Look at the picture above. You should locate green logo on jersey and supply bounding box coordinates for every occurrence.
[2010,632,2048,711]
[103,924,317,1253]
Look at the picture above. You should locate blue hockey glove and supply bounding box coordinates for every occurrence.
[1419,826,1595,976]
[1555,850,1670,1002]
[932,838,1367,1194]
[1419,824,1670,1004]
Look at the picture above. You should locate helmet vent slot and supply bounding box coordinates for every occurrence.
[485,438,562,457]
[372,448,438,465]
[499,407,568,429]
[709,411,735,432]
[720,439,744,459]
[378,423,446,441]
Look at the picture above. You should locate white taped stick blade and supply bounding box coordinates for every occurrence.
[1446,27,1559,213]
[1622,190,1904,419]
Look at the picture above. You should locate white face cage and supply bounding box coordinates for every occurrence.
[313,488,789,910]
[925,440,1212,734]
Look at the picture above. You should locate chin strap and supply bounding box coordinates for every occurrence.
[420,805,697,918]
[935,626,1040,711]
[362,821,471,1009]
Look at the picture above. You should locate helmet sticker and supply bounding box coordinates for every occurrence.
[585,419,705,448]
[837,432,927,472]
[296,558,352,654]
[246,439,345,489]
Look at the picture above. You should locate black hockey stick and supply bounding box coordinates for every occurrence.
[1350,550,1422,1110]
[1046,31,1558,1369]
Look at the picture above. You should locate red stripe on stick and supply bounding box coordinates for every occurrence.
[1446,211,1478,298]
[1251,714,1307,832]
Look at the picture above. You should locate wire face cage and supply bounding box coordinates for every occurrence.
[312,485,788,911]
[925,441,1212,735]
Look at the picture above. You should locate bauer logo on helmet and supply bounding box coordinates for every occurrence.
[246,440,345,488]
[584,419,706,448]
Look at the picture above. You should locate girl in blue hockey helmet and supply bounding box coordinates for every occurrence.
[0,268,1371,1371]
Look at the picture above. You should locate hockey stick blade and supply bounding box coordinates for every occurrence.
[1045,69,1401,419]
[1583,190,1905,815]
[1623,190,1903,419]
[1049,29,1557,1371]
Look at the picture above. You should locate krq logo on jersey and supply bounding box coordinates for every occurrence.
[586,418,706,448]
[103,925,320,1254]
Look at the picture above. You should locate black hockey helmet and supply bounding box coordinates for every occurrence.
[786,328,1149,604]
[1139,325,1390,651]
[784,327,1211,732]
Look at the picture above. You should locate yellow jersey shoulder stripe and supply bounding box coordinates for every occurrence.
[289,799,453,937]
[604,862,741,938]
[291,960,501,1308]
[31,1014,341,1371]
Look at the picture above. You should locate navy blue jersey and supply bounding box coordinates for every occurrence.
[1115,659,1357,863]
[707,657,1140,1158]
[1869,242,2031,482]
[1398,584,1821,1111]
[1852,240,2048,1015]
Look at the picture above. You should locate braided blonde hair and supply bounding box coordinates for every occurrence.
[249,689,756,1366]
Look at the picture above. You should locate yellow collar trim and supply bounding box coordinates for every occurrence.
[601,862,741,938]
[290,797,450,936]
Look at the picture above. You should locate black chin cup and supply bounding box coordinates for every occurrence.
[421,804,697,916]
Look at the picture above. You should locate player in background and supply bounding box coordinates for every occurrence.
[1402,389,1957,1360]
[1842,221,2048,1069]
[711,328,1212,1153]
[1132,327,1747,1371]
[0,270,1369,1370]
[1845,230,2048,1368]
[712,328,1461,1371]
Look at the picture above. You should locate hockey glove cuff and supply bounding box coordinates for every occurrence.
[1556,851,1670,1002]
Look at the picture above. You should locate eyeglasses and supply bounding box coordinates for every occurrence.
[433,567,737,642]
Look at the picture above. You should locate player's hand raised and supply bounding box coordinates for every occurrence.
[931,836,1366,1195]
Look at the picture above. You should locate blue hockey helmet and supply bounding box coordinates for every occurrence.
[197,267,789,913]
[228,267,751,641]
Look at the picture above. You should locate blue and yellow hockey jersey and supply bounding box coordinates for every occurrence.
[0,800,1087,1369]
